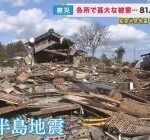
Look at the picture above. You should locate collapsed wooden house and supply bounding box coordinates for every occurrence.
[25,29,85,65]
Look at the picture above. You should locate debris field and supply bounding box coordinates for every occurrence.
[1,62,150,140]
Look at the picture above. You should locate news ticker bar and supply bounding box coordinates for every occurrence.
[53,4,150,17]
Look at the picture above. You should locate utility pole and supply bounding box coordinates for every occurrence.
[134,47,136,61]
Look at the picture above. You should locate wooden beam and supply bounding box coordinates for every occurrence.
[0,104,28,116]
[30,104,81,117]
[43,49,68,56]
[129,68,142,91]
[35,41,57,53]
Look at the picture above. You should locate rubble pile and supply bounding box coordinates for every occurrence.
[1,63,150,139]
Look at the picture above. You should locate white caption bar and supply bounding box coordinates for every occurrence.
[68,4,150,17]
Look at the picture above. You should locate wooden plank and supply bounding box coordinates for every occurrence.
[63,95,112,116]
[65,92,121,104]
[121,91,149,103]
[90,93,121,104]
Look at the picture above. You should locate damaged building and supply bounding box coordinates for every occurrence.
[135,52,150,71]
[25,29,85,65]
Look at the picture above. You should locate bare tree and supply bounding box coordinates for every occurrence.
[73,23,108,60]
